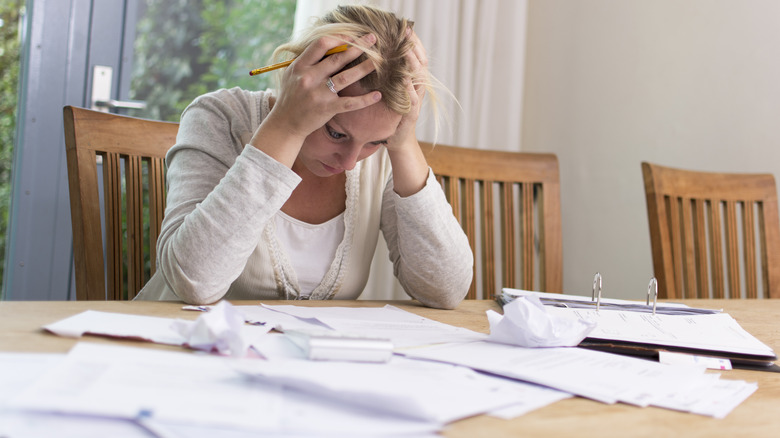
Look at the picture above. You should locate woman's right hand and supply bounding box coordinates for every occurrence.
[267,34,382,141]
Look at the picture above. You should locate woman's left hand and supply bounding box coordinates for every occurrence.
[385,28,432,197]
[386,29,428,152]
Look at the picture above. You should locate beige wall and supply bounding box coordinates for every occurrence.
[522,1,780,298]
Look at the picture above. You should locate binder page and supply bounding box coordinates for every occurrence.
[501,288,718,315]
[545,307,775,357]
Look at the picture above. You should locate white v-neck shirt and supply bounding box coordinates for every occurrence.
[274,211,345,297]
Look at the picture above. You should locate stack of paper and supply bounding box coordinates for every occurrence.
[3,342,568,437]
[501,289,777,367]
[401,340,757,418]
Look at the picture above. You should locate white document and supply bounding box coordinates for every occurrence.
[43,309,272,355]
[261,304,487,348]
[10,342,282,431]
[8,343,441,436]
[44,310,188,345]
[658,350,733,370]
[235,354,570,424]
[402,340,757,417]
[235,305,334,331]
[0,353,64,407]
[650,373,758,419]
[486,385,571,420]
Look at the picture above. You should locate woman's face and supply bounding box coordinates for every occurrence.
[298,84,402,178]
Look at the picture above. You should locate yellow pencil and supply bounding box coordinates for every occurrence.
[249,44,350,76]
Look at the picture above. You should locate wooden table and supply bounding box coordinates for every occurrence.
[1,299,779,437]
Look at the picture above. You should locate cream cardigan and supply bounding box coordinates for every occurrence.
[136,87,473,309]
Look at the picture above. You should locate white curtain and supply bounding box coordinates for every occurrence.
[293,0,528,299]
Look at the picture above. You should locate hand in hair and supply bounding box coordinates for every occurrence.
[269,34,382,141]
[386,28,428,152]
[384,29,431,197]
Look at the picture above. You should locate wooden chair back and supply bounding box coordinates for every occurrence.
[642,162,780,299]
[63,106,178,300]
[423,143,563,299]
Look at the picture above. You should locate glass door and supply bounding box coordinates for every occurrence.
[4,0,295,300]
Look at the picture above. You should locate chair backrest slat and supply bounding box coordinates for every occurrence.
[708,200,725,298]
[149,156,167,275]
[64,106,178,300]
[424,143,563,299]
[743,201,758,298]
[500,181,516,291]
[104,152,123,301]
[126,155,145,298]
[480,180,496,298]
[724,200,741,296]
[642,162,780,299]
[522,182,534,290]
[692,198,708,298]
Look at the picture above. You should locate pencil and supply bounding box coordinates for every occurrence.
[249,44,350,76]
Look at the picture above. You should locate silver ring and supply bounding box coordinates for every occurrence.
[326,77,337,93]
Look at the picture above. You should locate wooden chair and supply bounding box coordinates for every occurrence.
[63,106,178,300]
[642,162,780,299]
[423,143,563,299]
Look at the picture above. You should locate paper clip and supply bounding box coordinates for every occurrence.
[647,277,658,315]
[592,272,602,312]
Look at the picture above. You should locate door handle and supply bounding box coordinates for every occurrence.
[91,65,147,112]
[93,99,147,110]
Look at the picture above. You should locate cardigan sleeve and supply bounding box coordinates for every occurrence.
[155,90,301,304]
[380,169,474,309]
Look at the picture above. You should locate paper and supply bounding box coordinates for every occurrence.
[545,306,776,358]
[10,342,281,431]
[402,339,756,417]
[0,353,64,407]
[44,310,189,345]
[173,300,263,357]
[234,305,334,331]
[486,385,571,419]
[658,351,733,370]
[261,304,487,348]
[42,304,272,356]
[500,288,721,315]
[650,374,758,419]
[486,295,596,347]
[8,343,440,436]
[235,355,570,424]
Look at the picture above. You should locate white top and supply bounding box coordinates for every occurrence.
[274,211,345,297]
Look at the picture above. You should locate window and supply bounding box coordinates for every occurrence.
[129,0,297,122]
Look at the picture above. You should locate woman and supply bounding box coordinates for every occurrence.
[137,5,473,309]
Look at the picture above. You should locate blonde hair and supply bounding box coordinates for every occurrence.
[272,5,441,118]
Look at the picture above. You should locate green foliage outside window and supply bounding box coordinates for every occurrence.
[0,0,22,297]
[130,0,297,122]
[123,0,296,294]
